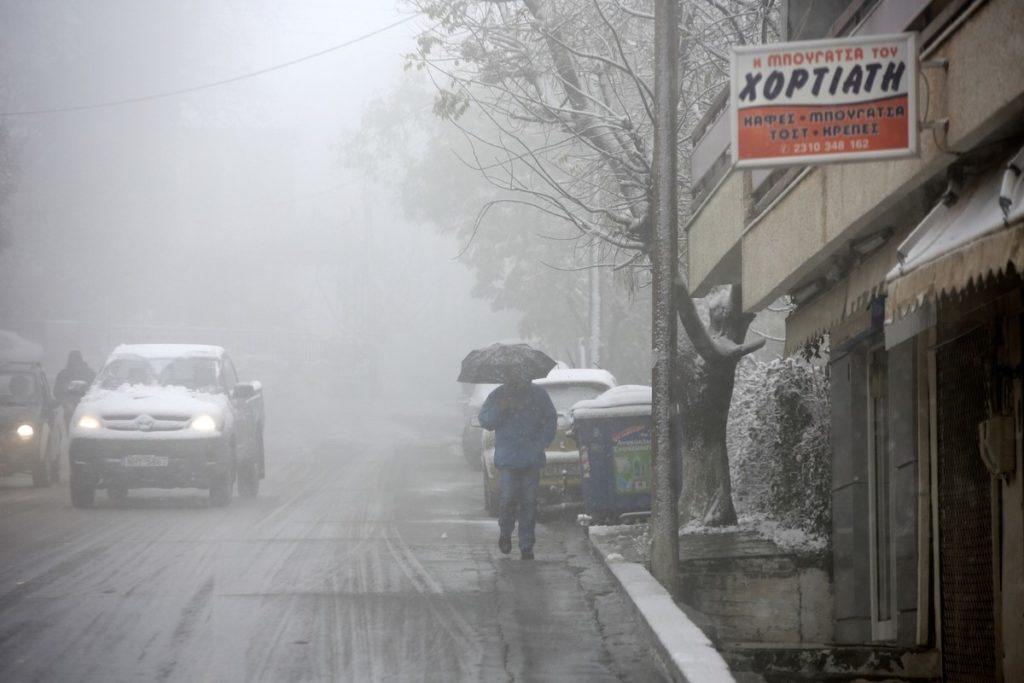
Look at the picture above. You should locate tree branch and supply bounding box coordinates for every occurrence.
[674,277,765,362]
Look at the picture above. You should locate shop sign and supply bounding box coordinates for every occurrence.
[730,33,917,167]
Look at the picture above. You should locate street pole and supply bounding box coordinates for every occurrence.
[650,0,680,594]
[589,239,601,367]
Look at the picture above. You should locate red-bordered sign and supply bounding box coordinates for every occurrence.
[730,33,918,167]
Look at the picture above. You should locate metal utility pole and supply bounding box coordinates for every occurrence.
[589,240,601,367]
[649,0,680,594]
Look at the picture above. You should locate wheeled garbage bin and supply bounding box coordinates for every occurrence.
[571,385,654,525]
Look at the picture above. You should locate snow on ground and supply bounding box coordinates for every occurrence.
[588,524,649,563]
[679,513,828,555]
[589,511,827,564]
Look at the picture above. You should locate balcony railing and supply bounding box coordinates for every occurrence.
[689,87,731,206]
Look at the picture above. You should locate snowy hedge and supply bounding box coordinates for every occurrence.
[728,357,831,544]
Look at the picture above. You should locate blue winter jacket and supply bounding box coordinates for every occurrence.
[478,382,557,469]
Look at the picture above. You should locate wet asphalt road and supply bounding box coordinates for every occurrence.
[0,397,667,682]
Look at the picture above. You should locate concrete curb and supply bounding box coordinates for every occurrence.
[588,526,736,683]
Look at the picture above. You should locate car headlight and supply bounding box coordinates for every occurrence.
[77,415,101,430]
[189,414,218,432]
[16,424,34,439]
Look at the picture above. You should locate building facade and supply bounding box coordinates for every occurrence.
[686,1,1024,680]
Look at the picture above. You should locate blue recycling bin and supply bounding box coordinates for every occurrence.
[571,385,656,524]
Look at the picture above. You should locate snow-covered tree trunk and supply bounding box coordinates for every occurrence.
[675,286,757,526]
[677,347,740,525]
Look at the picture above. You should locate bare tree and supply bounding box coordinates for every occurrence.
[407,0,778,525]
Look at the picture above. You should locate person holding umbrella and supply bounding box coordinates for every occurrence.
[461,343,558,560]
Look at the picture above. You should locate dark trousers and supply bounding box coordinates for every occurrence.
[498,465,540,551]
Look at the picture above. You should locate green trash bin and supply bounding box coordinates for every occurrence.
[571,385,653,525]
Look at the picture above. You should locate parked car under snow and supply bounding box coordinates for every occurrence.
[67,344,264,508]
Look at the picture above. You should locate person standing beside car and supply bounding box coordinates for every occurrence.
[478,377,557,560]
[55,350,95,427]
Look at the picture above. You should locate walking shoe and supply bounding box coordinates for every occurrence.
[499,534,512,554]
[520,549,534,560]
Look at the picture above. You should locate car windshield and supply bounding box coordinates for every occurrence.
[543,383,608,414]
[97,356,223,393]
[0,370,40,406]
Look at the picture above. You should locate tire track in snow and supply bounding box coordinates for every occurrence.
[156,575,215,681]
[242,438,397,682]
[382,523,483,679]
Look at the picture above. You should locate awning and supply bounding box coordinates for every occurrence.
[784,237,901,355]
[785,283,846,356]
[886,146,1024,321]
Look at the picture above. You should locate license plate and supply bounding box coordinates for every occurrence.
[124,454,169,467]
[542,465,573,479]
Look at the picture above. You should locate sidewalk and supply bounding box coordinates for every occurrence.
[587,525,739,683]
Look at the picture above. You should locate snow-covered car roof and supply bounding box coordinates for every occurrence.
[535,368,617,389]
[108,344,226,360]
[0,330,44,364]
[571,384,652,419]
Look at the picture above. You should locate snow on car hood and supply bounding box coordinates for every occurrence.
[77,384,227,418]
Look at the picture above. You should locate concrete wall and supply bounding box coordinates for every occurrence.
[943,0,1024,152]
[677,532,833,644]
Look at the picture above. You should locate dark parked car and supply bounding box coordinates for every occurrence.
[0,360,66,487]
[67,344,264,507]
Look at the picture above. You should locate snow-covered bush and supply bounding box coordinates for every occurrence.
[728,357,831,543]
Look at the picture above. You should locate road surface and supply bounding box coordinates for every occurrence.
[0,396,667,682]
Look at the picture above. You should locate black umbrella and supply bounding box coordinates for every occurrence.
[457,343,556,384]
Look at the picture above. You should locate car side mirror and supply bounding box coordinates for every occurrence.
[231,383,257,400]
[68,380,89,397]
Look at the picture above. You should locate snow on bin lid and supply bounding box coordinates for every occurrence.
[537,367,617,388]
[571,384,652,420]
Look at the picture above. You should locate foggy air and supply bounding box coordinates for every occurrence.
[5,1,1012,681]
[0,2,667,681]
